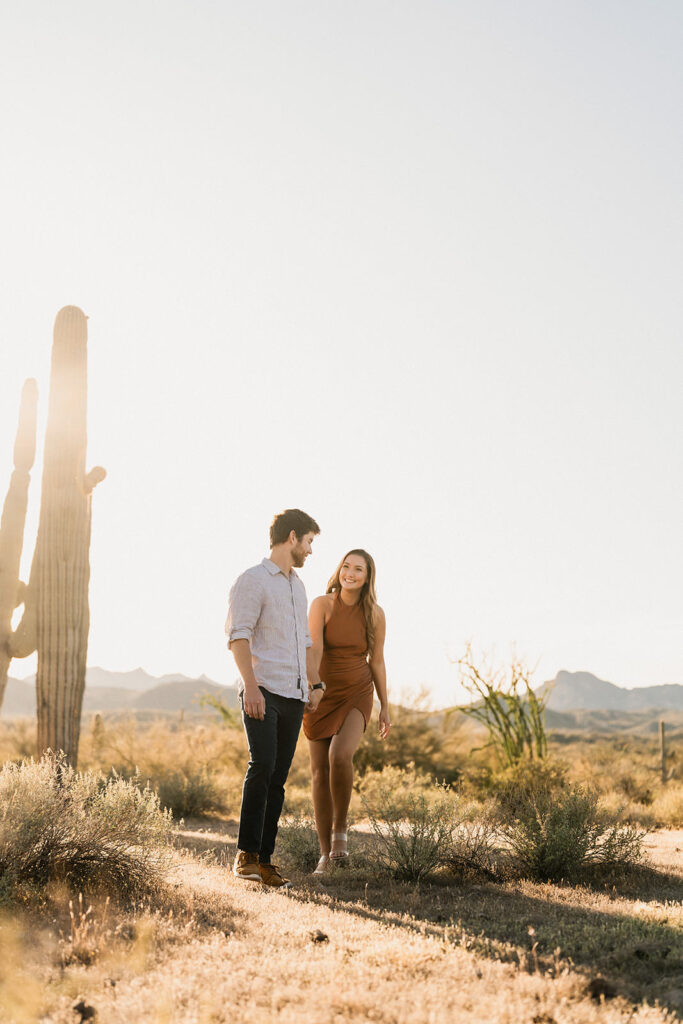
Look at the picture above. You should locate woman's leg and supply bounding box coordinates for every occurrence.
[308,737,333,856]
[328,708,366,851]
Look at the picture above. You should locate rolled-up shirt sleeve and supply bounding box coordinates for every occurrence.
[225,573,263,646]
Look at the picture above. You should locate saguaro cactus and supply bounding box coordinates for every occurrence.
[8,306,105,764]
[0,379,38,710]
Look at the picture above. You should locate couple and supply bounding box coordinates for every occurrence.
[225,508,390,889]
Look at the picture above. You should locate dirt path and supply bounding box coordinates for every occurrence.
[644,830,683,873]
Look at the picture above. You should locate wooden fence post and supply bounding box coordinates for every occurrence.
[660,720,667,784]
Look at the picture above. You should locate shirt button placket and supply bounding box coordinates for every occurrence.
[289,576,302,698]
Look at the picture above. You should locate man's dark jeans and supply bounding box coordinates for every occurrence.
[237,686,304,863]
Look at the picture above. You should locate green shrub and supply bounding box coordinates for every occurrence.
[153,765,224,819]
[500,779,647,882]
[360,771,462,881]
[446,816,501,879]
[493,759,568,819]
[0,754,173,901]
[275,815,320,872]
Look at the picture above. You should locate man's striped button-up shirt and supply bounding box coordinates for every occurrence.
[225,558,312,702]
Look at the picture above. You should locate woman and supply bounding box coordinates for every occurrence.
[304,548,390,874]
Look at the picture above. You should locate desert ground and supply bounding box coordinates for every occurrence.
[1,710,681,1024]
[0,820,681,1024]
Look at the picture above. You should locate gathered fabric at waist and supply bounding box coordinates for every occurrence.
[320,652,372,686]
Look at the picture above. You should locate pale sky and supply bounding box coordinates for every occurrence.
[1,1,681,707]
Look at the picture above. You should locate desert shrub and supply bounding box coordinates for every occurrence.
[355,701,464,784]
[0,754,173,901]
[613,771,654,806]
[275,815,320,871]
[500,779,647,882]
[153,765,224,818]
[360,769,463,881]
[81,717,239,818]
[357,763,435,815]
[446,813,501,879]
[493,758,568,819]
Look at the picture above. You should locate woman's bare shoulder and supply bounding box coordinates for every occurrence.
[311,593,335,614]
[373,603,386,621]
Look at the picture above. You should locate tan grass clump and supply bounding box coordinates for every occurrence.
[649,783,683,827]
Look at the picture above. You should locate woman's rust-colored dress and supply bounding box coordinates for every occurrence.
[303,592,374,740]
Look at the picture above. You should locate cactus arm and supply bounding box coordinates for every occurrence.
[84,466,106,494]
[14,580,27,608]
[7,600,38,659]
[0,379,38,709]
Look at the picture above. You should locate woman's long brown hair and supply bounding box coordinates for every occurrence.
[326,549,378,655]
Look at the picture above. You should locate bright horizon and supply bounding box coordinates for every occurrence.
[1,1,681,709]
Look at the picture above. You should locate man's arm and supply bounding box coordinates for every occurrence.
[231,639,266,720]
[225,573,266,720]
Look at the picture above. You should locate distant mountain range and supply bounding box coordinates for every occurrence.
[539,670,683,712]
[1,667,681,722]
[1,667,239,718]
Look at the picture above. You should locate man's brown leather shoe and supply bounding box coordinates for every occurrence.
[258,863,291,889]
[233,850,261,881]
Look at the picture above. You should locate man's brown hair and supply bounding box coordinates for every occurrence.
[270,509,320,547]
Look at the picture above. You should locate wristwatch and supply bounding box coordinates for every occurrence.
[310,681,327,692]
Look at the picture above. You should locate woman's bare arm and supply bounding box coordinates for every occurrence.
[308,595,329,674]
[306,595,331,710]
[369,606,390,739]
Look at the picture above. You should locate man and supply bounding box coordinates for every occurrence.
[225,508,324,889]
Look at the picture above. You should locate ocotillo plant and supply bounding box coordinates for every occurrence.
[8,306,105,764]
[455,646,548,767]
[0,379,38,710]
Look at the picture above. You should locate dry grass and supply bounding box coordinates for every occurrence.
[555,734,683,829]
[2,819,680,1024]
[1,711,680,825]
[0,713,681,1022]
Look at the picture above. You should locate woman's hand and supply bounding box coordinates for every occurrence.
[378,705,391,740]
[306,686,324,713]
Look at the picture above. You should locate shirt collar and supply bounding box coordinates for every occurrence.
[262,557,299,580]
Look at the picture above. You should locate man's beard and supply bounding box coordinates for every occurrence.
[291,544,306,568]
